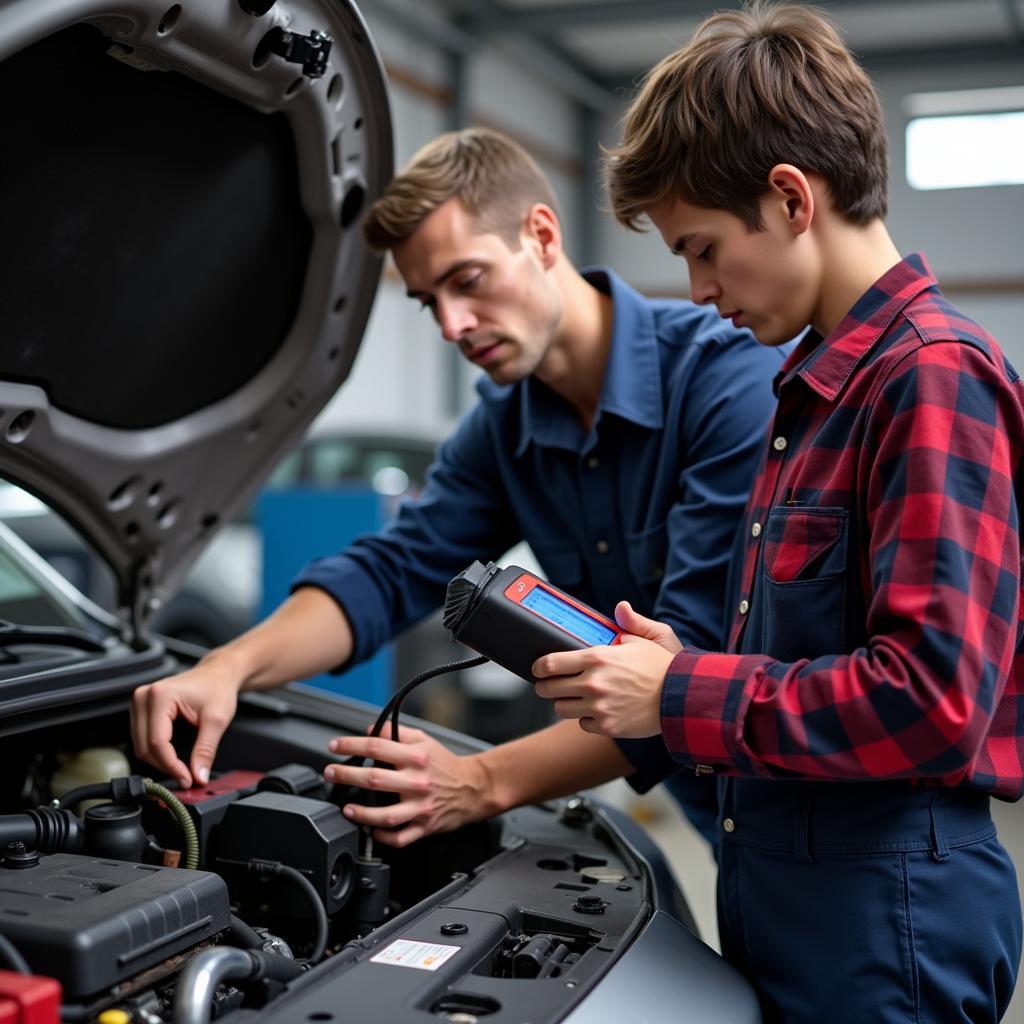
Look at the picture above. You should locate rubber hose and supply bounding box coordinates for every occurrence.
[55,782,112,810]
[0,932,30,974]
[144,779,200,870]
[228,914,264,950]
[251,861,328,964]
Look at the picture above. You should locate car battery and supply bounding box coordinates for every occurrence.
[0,972,61,1024]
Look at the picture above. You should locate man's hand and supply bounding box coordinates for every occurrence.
[131,589,355,790]
[131,658,241,788]
[532,601,680,738]
[324,724,493,847]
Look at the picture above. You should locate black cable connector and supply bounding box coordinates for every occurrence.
[56,775,147,811]
[332,655,489,862]
[373,655,489,743]
[247,860,328,964]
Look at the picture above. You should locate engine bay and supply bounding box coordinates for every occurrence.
[0,694,661,1024]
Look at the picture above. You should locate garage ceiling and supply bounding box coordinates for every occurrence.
[426,0,1024,107]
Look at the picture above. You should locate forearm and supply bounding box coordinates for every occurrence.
[473,719,634,815]
[200,586,354,692]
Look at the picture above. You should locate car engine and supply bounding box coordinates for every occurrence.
[0,701,666,1024]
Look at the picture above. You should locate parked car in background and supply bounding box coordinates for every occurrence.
[0,427,551,743]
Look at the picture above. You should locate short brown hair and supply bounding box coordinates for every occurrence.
[605,1,888,230]
[363,127,558,252]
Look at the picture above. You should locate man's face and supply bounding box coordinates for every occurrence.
[647,195,818,347]
[393,198,562,385]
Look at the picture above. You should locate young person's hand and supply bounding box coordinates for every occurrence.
[531,602,679,738]
[324,724,495,847]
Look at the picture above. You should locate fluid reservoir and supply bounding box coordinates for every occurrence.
[51,748,132,807]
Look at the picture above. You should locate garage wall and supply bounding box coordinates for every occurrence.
[316,8,1021,439]
[314,3,586,437]
[877,61,1024,365]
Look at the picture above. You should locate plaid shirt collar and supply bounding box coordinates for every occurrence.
[774,252,938,402]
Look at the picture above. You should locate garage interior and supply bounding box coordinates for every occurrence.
[1,0,1022,1020]
[331,3,1024,1012]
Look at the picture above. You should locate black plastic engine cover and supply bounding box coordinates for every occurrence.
[0,852,230,997]
[214,792,359,914]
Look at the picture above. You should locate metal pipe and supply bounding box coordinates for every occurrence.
[173,948,256,1024]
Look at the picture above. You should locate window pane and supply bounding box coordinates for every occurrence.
[906,111,1024,190]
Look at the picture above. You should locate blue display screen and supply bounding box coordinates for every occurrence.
[520,586,617,646]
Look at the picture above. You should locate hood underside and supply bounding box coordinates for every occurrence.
[0,0,393,626]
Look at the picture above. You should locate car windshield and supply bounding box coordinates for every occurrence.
[0,530,95,630]
[0,481,111,633]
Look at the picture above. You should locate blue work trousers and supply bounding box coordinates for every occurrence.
[716,778,1022,1023]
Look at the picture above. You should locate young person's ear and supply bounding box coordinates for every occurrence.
[766,164,814,236]
[522,203,561,268]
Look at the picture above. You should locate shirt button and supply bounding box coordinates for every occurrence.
[722,817,736,833]
[586,456,600,469]
[773,436,788,452]
[596,540,610,554]
[739,599,750,615]
[751,522,761,538]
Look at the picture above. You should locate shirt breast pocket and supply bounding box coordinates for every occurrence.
[761,507,848,663]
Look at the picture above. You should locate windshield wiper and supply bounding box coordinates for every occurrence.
[0,619,109,654]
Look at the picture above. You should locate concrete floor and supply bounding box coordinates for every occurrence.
[593,780,1024,1022]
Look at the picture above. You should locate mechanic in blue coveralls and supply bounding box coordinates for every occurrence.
[131,127,786,847]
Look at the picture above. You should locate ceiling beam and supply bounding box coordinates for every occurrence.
[368,0,616,111]
[461,0,941,33]
[858,37,1024,71]
[600,38,1024,94]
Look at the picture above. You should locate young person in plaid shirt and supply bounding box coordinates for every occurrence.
[325,3,1022,1019]
[528,3,1024,1020]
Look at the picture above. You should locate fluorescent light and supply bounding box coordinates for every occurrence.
[906,111,1024,190]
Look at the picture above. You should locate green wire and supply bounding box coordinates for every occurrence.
[144,778,200,870]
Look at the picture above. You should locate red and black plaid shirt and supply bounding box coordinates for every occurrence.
[660,253,1024,799]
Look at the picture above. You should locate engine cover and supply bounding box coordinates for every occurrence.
[214,792,359,914]
[0,853,230,998]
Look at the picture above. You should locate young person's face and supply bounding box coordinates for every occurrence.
[647,193,820,347]
[393,198,562,385]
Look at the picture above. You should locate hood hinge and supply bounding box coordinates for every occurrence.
[121,556,159,651]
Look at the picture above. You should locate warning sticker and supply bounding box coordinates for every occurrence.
[369,938,462,971]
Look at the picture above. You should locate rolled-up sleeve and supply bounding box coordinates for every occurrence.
[291,405,519,666]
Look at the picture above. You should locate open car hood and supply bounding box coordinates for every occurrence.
[0,0,393,629]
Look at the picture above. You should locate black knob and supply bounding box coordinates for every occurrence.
[84,803,147,863]
[3,841,39,870]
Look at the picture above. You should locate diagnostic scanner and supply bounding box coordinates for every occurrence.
[442,561,623,682]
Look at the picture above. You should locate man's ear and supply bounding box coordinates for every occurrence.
[766,164,814,236]
[522,203,561,268]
